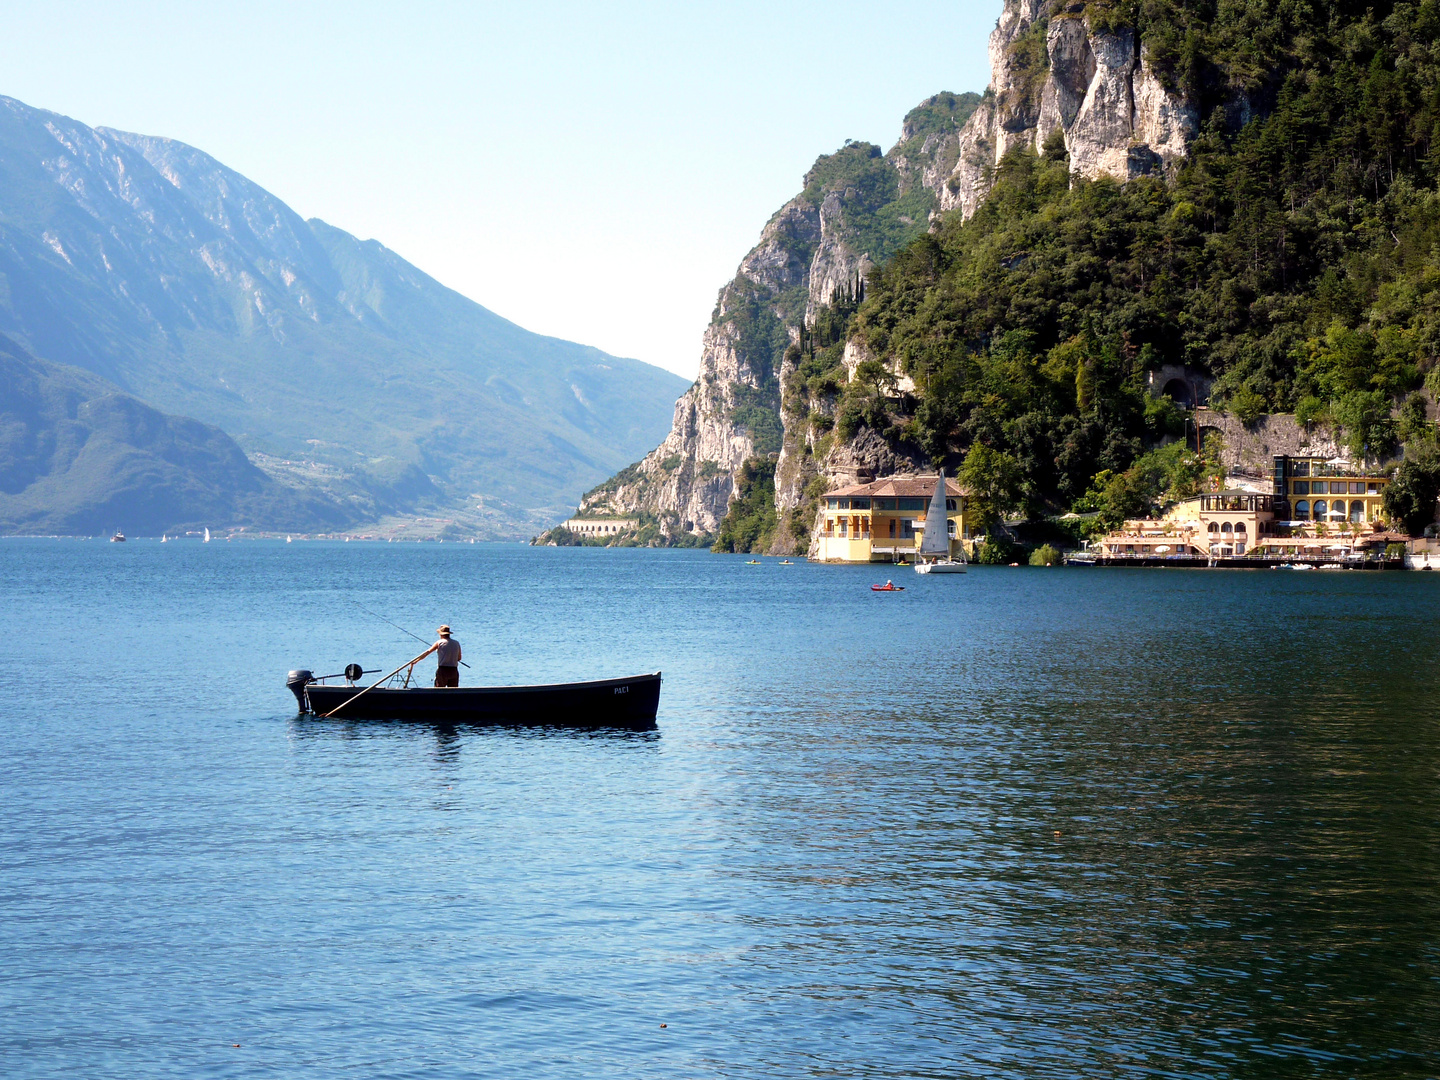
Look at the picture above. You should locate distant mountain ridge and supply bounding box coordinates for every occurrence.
[0,334,357,535]
[0,94,689,534]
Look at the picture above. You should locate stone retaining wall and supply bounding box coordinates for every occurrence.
[1194,409,1342,476]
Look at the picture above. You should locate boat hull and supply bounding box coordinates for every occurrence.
[915,560,966,574]
[300,672,661,727]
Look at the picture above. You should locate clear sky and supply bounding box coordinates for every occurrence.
[2,1,997,379]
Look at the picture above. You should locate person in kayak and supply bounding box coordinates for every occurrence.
[414,625,462,686]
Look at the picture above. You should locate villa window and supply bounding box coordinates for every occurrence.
[1234,522,1246,534]
[1293,481,1309,495]
[1367,483,1380,495]
[837,519,847,536]
[889,520,896,538]
[1350,500,1364,523]
[1208,522,1219,533]
[1221,522,1233,534]
[1295,500,1310,520]
[947,520,956,537]
[1314,500,1327,521]
[1349,482,1364,495]
[946,499,956,511]
[1293,461,1311,476]
[902,519,914,538]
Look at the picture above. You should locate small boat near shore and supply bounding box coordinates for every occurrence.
[287,668,661,727]
[872,582,904,592]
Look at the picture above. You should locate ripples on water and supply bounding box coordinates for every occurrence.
[0,541,1436,1078]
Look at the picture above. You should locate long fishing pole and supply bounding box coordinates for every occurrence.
[322,648,433,718]
[352,601,471,668]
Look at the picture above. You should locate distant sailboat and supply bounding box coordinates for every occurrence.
[161,534,168,543]
[286,536,292,543]
[204,528,211,543]
[914,471,966,574]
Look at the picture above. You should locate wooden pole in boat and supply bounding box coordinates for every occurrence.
[320,648,433,719]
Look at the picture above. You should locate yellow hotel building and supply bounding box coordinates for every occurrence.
[814,476,971,563]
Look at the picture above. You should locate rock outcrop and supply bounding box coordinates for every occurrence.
[941,1,1199,219]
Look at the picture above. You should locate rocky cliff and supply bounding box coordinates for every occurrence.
[941,0,1198,219]
[577,93,982,540]
[576,0,1200,549]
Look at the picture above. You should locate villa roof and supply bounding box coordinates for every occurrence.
[827,475,967,498]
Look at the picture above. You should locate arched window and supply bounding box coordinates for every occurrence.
[1295,500,1310,520]
[1208,521,1219,533]
[1350,500,1364,523]
[1234,521,1247,534]
[1222,522,1233,534]
[1314,500,1327,521]
[947,520,956,537]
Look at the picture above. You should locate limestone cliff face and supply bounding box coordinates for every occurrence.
[941,1,1199,219]
[580,98,978,538]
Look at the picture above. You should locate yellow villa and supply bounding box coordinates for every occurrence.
[1270,454,1390,525]
[814,476,971,563]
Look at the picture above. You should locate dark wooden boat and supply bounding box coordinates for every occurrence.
[287,670,661,727]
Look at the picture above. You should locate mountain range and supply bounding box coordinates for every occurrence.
[0,95,689,535]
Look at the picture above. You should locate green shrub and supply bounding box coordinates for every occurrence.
[1028,543,1061,566]
[973,537,1019,564]
[1294,396,1327,427]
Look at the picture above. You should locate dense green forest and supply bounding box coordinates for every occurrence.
[832,0,1440,534]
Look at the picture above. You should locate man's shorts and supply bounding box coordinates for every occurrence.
[434,665,459,687]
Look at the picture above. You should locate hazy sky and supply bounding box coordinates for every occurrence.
[3,1,996,379]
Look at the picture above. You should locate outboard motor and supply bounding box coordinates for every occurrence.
[286,669,314,712]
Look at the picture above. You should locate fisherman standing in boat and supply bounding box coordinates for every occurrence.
[412,625,462,686]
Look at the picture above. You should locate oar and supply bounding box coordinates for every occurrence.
[352,601,470,669]
[320,648,432,719]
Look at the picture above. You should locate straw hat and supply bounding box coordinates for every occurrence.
[436,625,451,636]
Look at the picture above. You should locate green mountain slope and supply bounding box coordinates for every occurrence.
[0,96,690,534]
[0,335,358,534]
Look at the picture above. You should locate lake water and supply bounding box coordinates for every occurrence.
[1,539,1437,1078]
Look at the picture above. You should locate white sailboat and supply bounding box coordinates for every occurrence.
[914,471,967,574]
[204,528,211,543]
[161,534,167,543]
[286,536,292,543]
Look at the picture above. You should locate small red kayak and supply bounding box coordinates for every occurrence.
[871,583,905,592]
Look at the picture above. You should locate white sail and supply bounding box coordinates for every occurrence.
[918,472,951,556]
[204,528,211,542]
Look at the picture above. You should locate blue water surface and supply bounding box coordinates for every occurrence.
[1,540,1437,1078]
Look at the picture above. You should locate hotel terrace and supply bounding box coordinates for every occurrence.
[1091,455,1399,563]
[814,475,971,563]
